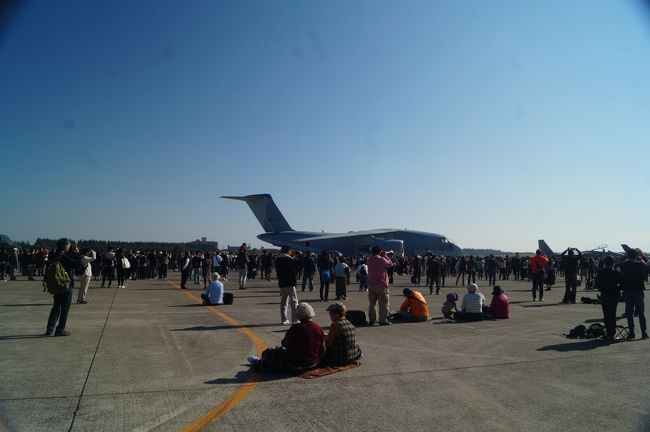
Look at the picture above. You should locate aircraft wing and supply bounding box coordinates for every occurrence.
[294,229,398,242]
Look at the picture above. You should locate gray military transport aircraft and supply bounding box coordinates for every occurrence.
[222,194,462,257]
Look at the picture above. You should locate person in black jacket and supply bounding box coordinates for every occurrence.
[596,256,623,340]
[619,249,650,340]
[45,238,80,337]
[276,245,300,325]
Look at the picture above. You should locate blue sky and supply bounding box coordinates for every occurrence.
[1,1,650,252]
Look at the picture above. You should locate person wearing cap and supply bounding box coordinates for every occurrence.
[455,283,485,322]
[396,288,429,322]
[595,256,622,340]
[487,285,510,319]
[248,302,325,372]
[275,245,300,325]
[321,302,362,366]
[619,249,650,340]
[201,272,224,305]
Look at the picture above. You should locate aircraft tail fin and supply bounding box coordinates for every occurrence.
[222,194,293,233]
[621,244,632,254]
[538,239,554,256]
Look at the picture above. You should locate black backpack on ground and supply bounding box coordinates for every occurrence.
[223,292,234,305]
[346,310,368,326]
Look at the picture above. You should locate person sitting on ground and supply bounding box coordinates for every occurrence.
[201,272,224,305]
[487,285,510,319]
[393,288,429,321]
[248,302,325,373]
[442,292,459,319]
[321,302,363,366]
[455,283,485,322]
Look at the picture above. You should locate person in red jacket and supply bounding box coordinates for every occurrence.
[488,285,510,319]
[530,249,549,302]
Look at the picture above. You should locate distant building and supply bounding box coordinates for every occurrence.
[201,237,207,242]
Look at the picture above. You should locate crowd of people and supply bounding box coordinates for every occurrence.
[6,237,647,370]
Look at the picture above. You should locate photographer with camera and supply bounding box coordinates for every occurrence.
[367,246,394,326]
[561,247,582,304]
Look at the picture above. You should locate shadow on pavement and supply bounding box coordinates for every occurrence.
[0,303,50,307]
[0,334,51,341]
[537,340,609,352]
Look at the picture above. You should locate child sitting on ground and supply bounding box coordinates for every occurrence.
[442,292,459,319]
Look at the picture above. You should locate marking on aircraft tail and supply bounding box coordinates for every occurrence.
[166,281,266,431]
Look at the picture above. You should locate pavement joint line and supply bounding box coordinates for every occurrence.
[67,285,120,432]
[166,281,267,432]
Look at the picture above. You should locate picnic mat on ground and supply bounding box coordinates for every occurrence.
[298,362,361,379]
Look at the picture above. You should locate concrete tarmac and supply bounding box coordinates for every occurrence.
[1,272,649,431]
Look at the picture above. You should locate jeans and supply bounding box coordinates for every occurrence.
[47,288,73,333]
[238,268,247,288]
[624,291,647,334]
[532,273,544,300]
[600,296,618,337]
[564,274,578,302]
[193,268,201,284]
[280,286,298,323]
[301,272,314,292]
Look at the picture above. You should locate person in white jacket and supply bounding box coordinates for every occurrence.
[77,248,96,304]
[455,283,485,321]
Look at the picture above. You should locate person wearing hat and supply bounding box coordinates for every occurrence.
[321,302,362,366]
[455,283,485,322]
[488,285,509,319]
[396,288,429,322]
[248,302,325,372]
[595,256,623,340]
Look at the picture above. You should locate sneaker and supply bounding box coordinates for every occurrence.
[44,330,53,336]
[539,299,544,302]
[627,332,636,340]
[379,322,391,326]
[368,321,375,326]
[247,356,260,366]
[281,320,290,325]
[77,299,88,304]
[642,333,649,340]
[532,299,537,302]
[54,331,70,337]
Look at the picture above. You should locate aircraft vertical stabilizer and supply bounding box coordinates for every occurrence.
[538,240,555,256]
[222,194,293,233]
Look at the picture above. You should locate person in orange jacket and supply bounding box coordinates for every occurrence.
[396,288,429,322]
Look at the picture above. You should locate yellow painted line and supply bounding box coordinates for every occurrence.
[166,281,267,432]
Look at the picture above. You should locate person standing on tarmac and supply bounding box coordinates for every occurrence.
[44,238,80,337]
[561,247,581,304]
[530,249,549,302]
[276,245,300,325]
[619,249,650,340]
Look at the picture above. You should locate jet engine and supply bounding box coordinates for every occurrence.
[370,238,404,256]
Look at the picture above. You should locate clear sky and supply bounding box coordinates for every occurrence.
[1,1,650,253]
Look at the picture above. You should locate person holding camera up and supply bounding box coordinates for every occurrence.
[561,247,581,304]
[367,246,394,326]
